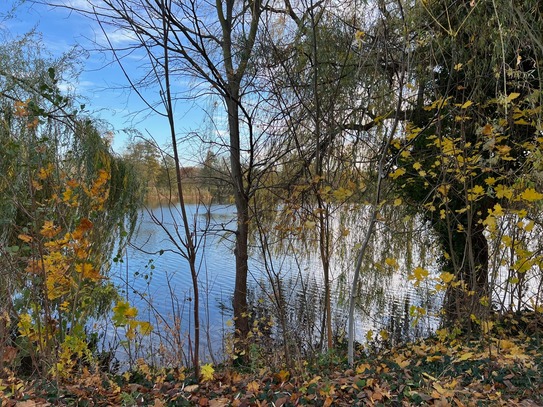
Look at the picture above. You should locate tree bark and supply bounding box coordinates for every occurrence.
[444,223,489,328]
[226,94,250,351]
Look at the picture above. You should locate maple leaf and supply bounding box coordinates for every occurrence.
[201,363,214,382]
[521,188,543,202]
[408,267,429,287]
[495,184,513,199]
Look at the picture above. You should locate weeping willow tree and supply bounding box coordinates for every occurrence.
[0,30,142,375]
[392,0,543,326]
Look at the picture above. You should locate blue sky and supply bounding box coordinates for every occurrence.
[1,0,207,157]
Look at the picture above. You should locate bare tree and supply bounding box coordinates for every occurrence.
[49,0,272,362]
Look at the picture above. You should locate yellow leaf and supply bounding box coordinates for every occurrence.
[409,267,429,286]
[433,382,454,397]
[470,185,484,196]
[495,145,512,157]
[201,363,215,382]
[413,162,422,171]
[40,221,60,238]
[440,272,455,284]
[389,168,406,179]
[437,184,450,196]
[521,188,543,202]
[495,184,513,199]
[333,187,353,201]
[75,262,100,280]
[380,329,389,341]
[457,352,474,361]
[498,339,515,350]
[385,257,399,269]
[461,100,473,109]
[524,220,535,232]
[393,198,402,206]
[481,320,494,334]
[365,330,374,341]
[124,306,138,319]
[453,63,463,71]
[506,92,520,102]
[515,209,528,219]
[356,363,371,374]
[492,203,504,216]
[62,188,73,202]
[138,321,153,335]
[394,355,410,368]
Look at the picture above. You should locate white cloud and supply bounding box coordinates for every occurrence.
[96,27,139,47]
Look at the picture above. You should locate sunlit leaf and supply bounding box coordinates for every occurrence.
[495,185,513,199]
[440,272,455,284]
[506,92,520,102]
[201,363,215,382]
[356,363,371,374]
[521,188,543,202]
[457,352,474,361]
[389,168,406,179]
[409,267,429,287]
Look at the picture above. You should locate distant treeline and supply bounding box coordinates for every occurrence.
[122,141,232,205]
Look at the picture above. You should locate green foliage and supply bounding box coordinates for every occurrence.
[0,31,142,377]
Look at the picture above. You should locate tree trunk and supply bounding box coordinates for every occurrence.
[226,94,250,353]
[444,223,489,328]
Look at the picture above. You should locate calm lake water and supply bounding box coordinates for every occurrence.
[109,204,440,365]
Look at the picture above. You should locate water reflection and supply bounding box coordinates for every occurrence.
[109,203,441,365]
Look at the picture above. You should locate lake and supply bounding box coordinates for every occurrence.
[108,203,441,366]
